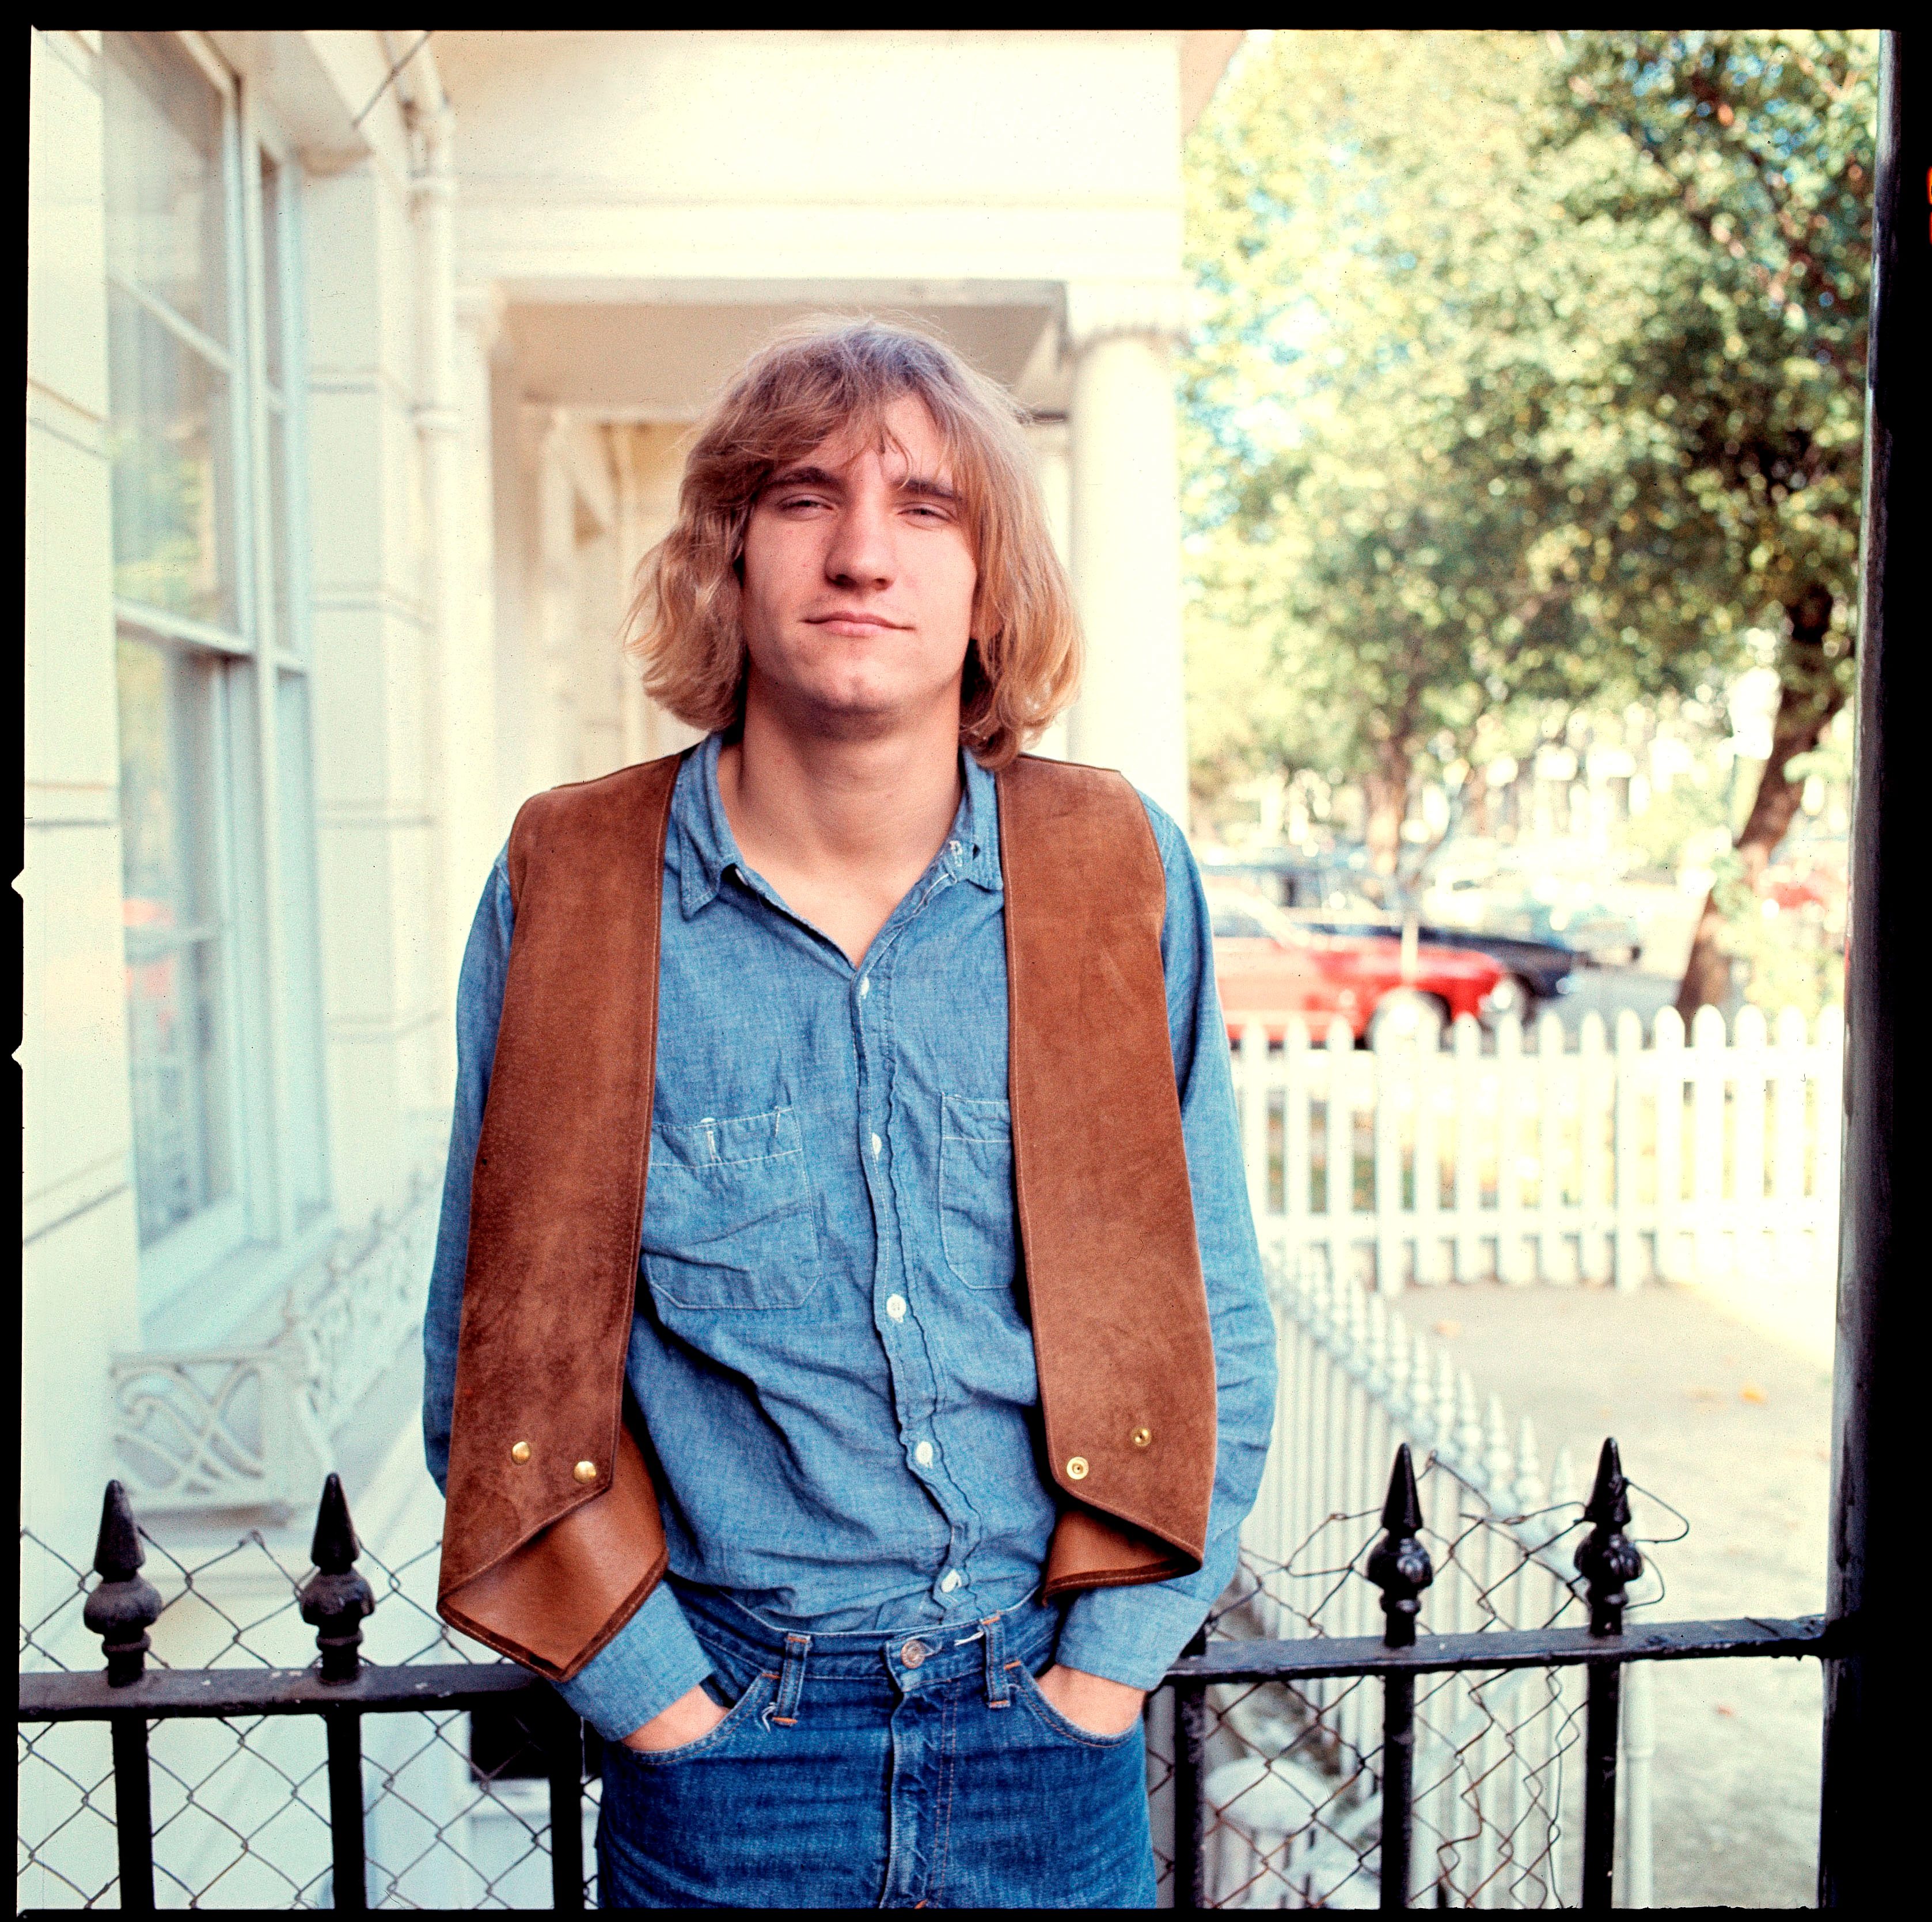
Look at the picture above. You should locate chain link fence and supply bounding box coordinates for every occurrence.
[1143,1443,1673,1910]
[18,1518,598,1910]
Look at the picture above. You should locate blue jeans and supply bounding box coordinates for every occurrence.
[595,1582,1157,1909]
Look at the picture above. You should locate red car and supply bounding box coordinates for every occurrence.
[1208,884,1506,1044]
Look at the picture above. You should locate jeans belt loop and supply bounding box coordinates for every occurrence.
[766,1632,811,1728]
[982,1610,1013,1709]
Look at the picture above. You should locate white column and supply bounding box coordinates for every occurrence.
[1064,280,1190,824]
[1024,418,1071,763]
[611,426,651,769]
[443,286,504,962]
[610,423,705,763]
[535,409,579,789]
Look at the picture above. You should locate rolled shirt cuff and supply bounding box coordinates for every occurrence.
[551,1580,715,1742]
[1054,1583,1213,1694]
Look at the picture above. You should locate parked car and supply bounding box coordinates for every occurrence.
[1208,884,1507,1045]
[1482,893,1642,966]
[1295,912,1576,1020]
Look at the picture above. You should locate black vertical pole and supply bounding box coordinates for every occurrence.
[1575,1440,1642,1912]
[1379,1674,1415,1911]
[1821,26,1925,1910]
[1580,1666,1622,1912]
[1173,1622,1209,1910]
[1367,1445,1433,1911]
[109,1714,155,1914]
[82,1483,162,1912]
[546,1694,586,1912]
[299,1476,376,1912]
[325,1709,367,1913]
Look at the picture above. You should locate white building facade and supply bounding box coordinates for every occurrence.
[24,24,1234,1684]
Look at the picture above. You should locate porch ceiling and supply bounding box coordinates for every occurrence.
[503,294,1064,418]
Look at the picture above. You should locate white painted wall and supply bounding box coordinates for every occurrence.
[23,27,142,1586]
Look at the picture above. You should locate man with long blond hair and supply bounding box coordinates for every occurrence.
[423,319,1275,1908]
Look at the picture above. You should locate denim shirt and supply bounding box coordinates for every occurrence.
[422,736,1277,1741]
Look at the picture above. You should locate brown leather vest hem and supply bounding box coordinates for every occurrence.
[439,1560,667,1682]
[1041,1503,1203,1599]
[1041,1563,1193,1602]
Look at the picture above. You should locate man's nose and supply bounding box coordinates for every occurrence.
[823,493,896,590]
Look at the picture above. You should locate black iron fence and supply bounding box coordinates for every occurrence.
[19,1440,1831,1912]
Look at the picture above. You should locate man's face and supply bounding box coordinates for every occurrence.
[738,396,978,740]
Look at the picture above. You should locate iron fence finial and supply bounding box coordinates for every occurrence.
[298,1472,376,1682]
[82,1480,162,1686]
[1576,1438,1644,1636]
[1366,1442,1434,1648]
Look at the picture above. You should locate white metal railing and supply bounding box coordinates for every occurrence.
[1228,1004,1843,1294]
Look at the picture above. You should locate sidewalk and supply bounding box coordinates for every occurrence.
[1414,1276,1832,1909]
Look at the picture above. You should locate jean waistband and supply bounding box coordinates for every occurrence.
[669,1575,1062,1684]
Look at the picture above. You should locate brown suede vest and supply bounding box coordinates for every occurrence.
[436,751,1218,1679]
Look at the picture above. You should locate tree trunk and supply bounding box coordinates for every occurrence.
[1676,587,1847,1018]
[1362,742,1413,879]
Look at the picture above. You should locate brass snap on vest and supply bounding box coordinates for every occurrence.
[510,1441,532,1464]
[573,1460,598,1484]
[1065,1455,1090,1481]
[1131,1427,1153,1449]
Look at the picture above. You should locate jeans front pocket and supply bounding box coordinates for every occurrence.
[1011,1660,1144,1750]
[939,1094,1017,1292]
[613,1671,776,1768]
[642,1106,823,1311]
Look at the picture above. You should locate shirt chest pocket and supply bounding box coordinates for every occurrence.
[939,1094,1018,1292]
[642,1106,823,1311]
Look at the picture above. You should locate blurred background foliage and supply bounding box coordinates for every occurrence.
[1181,29,1876,1010]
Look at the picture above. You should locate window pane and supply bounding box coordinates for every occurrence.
[276,673,330,1227]
[265,401,292,651]
[107,284,237,628]
[259,150,284,391]
[260,149,297,650]
[103,32,229,344]
[118,634,239,1246]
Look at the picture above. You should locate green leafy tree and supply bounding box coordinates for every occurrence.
[1546,31,1876,1013]
[1182,32,1724,875]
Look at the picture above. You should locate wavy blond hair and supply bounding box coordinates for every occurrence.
[625,317,1081,769]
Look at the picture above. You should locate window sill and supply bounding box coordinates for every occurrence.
[140,1210,341,1355]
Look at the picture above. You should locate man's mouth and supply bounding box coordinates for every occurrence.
[805,611,908,635]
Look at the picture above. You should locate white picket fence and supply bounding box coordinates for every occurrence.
[1228,1004,1843,1294]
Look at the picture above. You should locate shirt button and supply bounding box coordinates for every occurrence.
[900,1639,930,1669]
[859,976,870,998]
[886,1295,908,1322]
[940,1570,962,1593]
[870,1132,882,1158]
[914,1440,934,1466]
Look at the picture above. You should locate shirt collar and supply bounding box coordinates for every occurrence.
[674,732,1003,918]
[953,750,1003,893]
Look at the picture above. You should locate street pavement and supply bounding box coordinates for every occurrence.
[1411,1275,1832,1909]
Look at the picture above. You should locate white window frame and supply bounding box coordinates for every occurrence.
[109,31,333,1331]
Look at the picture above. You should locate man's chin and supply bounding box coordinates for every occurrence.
[765,682,956,744]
